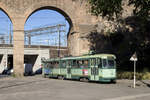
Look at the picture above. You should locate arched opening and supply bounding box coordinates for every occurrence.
[0,9,13,44]
[24,7,72,74]
[0,8,13,74]
[25,7,72,46]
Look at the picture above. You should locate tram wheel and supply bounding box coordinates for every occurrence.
[111,80,116,84]
[80,78,89,82]
[83,78,89,82]
[58,76,64,80]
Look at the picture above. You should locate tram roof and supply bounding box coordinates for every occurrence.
[63,54,116,60]
[42,54,116,62]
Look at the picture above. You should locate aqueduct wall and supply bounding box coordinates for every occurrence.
[0,0,98,76]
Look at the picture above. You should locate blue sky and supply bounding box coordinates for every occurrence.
[0,10,12,34]
[0,9,69,46]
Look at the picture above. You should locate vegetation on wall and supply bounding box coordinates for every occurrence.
[88,0,150,72]
[129,0,150,19]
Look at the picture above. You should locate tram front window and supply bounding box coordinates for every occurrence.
[102,59,115,69]
[108,59,115,68]
[103,59,107,68]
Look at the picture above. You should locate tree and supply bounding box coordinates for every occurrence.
[88,0,123,20]
[88,0,150,20]
[129,0,150,19]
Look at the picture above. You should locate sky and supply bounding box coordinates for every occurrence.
[0,9,69,46]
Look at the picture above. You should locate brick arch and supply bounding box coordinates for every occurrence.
[23,1,95,56]
[25,6,73,28]
[23,2,76,36]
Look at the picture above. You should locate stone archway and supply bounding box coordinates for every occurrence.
[0,0,98,77]
[0,9,12,73]
[23,0,97,56]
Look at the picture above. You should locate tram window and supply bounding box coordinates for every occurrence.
[68,61,72,66]
[90,59,92,66]
[72,60,76,68]
[79,60,84,68]
[102,59,115,68]
[50,62,53,68]
[52,62,55,67]
[103,59,107,68]
[51,62,55,67]
[54,61,59,68]
[97,59,102,68]
[45,63,49,68]
[84,60,88,66]
[48,62,53,68]
[81,60,89,68]
[108,59,115,68]
[77,60,81,68]
[61,61,66,68]
[56,62,58,67]
[78,60,82,66]
[90,59,96,66]
[72,60,78,68]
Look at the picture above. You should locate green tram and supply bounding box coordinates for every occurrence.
[42,54,116,83]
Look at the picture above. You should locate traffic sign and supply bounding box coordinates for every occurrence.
[130,52,138,61]
[130,52,138,88]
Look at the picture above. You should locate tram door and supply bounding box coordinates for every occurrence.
[90,58,99,81]
[66,60,71,79]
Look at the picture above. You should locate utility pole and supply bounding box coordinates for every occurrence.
[134,60,136,88]
[57,24,61,57]
[28,34,31,46]
[9,24,12,44]
[24,23,66,54]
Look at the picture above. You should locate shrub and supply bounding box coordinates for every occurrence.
[142,72,150,80]
[117,71,150,80]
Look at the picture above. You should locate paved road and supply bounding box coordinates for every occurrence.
[0,76,150,100]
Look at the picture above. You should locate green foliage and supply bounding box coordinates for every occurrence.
[129,0,150,19]
[88,0,123,19]
[88,0,150,20]
[142,72,150,80]
[117,71,150,80]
